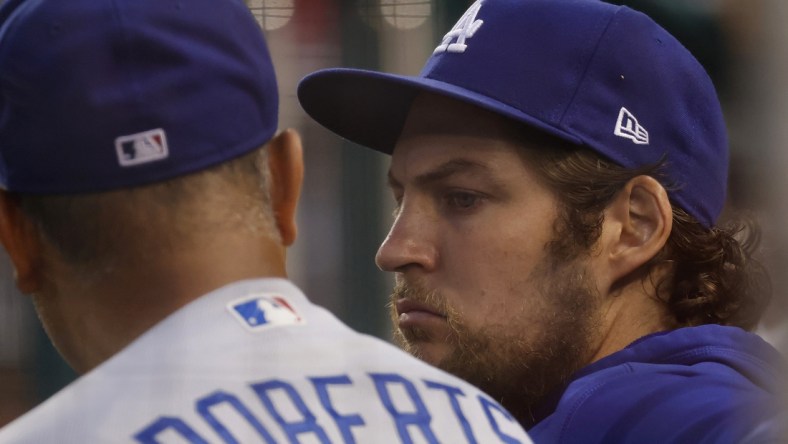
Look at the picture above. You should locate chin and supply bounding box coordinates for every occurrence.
[395,331,451,366]
[415,343,453,367]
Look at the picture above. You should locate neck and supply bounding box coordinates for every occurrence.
[588,279,675,364]
[41,233,287,373]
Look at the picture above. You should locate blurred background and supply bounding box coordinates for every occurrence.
[1,0,786,427]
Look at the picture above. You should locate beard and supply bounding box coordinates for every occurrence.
[389,256,602,428]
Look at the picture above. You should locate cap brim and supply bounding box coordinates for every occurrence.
[297,68,582,154]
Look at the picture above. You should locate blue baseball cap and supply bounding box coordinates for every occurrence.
[0,0,278,194]
[298,0,728,228]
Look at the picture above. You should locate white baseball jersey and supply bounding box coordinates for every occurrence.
[0,278,532,443]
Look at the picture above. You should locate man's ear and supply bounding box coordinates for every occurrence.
[265,129,303,246]
[601,175,672,283]
[0,191,44,294]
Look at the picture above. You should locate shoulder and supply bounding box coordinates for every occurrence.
[0,378,115,443]
[0,280,533,443]
[530,326,782,444]
[1,338,533,443]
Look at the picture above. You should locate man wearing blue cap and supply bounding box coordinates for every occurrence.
[0,0,535,442]
[298,0,784,442]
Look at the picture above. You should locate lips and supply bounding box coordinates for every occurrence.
[396,298,447,327]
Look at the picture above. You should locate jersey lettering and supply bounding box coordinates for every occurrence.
[310,375,366,444]
[425,380,477,444]
[251,379,331,443]
[133,373,524,443]
[134,416,209,444]
[196,391,276,443]
[370,373,439,444]
[480,396,523,444]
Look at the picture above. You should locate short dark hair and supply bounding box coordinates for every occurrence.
[523,133,770,330]
[14,147,273,272]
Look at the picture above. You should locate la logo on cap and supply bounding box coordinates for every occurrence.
[434,0,484,54]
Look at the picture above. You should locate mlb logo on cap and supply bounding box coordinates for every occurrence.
[115,129,169,167]
[0,0,279,194]
[228,294,305,332]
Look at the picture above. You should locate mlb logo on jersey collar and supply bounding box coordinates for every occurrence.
[228,293,305,332]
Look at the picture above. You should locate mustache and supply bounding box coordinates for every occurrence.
[388,280,470,358]
[388,280,449,313]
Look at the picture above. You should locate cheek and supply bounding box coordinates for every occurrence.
[443,237,544,329]
[442,226,546,286]
[442,249,547,330]
[436,204,557,321]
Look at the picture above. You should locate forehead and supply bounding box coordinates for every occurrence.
[397,93,525,144]
[390,93,536,177]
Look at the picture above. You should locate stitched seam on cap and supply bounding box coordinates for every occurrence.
[557,7,621,127]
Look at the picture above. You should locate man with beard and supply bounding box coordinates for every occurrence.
[298,0,784,442]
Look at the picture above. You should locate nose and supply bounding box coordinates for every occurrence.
[375,202,437,273]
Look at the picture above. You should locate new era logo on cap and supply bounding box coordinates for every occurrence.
[115,128,169,167]
[614,107,649,145]
[228,293,305,332]
[434,0,484,54]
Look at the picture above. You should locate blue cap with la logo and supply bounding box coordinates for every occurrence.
[298,0,727,228]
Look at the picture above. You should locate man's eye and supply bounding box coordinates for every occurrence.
[444,191,483,210]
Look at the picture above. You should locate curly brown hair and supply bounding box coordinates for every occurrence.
[523,139,770,331]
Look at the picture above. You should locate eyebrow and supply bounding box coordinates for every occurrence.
[387,158,495,189]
